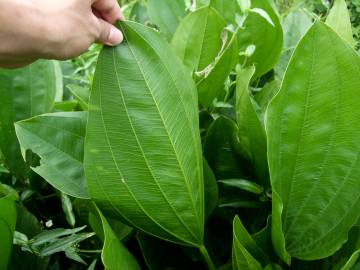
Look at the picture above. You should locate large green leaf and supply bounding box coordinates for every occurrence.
[98,208,140,270]
[238,0,283,78]
[326,0,355,47]
[172,6,226,73]
[0,195,16,270]
[147,0,186,40]
[15,112,89,198]
[197,31,238,107]
[0,60,60,179]
[266,21,360,261]
[232,216,263,270]
[236,66,268,183]
[85,21,204,247]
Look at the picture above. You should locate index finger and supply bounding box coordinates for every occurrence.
[91,0,124,24]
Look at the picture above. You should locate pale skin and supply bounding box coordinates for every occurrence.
[0,0,124,68]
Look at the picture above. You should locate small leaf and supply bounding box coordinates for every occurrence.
[31,226,87,247]
[65,247,87,265]
[237,0,251,13]
[250,8,274,27]
[244,45,256,57]
[237,0,283,78]
[172,6,226,73]
[39,232,95,257]
[219,179,263,194]
[61,193,76,227]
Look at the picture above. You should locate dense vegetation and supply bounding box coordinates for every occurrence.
[1,0,360,269]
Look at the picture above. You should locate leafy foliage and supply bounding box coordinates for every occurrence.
[1,0,360,269]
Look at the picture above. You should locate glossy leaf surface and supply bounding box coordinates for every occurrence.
[0,60,60,179]
[85,21,204,246]
[266,21,360,261]
[172,6,226,73]
[15,112,89,198]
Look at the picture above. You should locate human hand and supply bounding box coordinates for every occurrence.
[0,0,124,68]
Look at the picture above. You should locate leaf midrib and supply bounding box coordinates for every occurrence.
[127,24,204,227]
[115,32,202,243]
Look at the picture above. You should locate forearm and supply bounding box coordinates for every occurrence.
[0,0,49,67]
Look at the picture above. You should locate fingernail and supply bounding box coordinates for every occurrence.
[108,27,123,46]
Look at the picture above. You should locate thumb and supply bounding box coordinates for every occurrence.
[96,18,123,46]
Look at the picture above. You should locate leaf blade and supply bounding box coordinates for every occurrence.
[266,21,360,260]
[85,21,204,246]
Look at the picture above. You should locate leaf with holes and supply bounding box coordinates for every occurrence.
[15,112,89,198]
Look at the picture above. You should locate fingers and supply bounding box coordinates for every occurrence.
[92,0,124,24]
[95,17,123,46]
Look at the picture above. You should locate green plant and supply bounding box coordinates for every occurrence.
[1,0,360,269]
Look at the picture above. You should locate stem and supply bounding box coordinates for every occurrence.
[199,245,216,270]
[76,249,102,253]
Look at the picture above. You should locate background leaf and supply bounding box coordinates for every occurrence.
[0,195,16,270]
[147,0,187,40]
[197,31,238,107]
[238,0,283,78]
[326,0,355,47]
[15,112,89,199]
[275,9,313,78]
[172,6,226,73]
[0,60,61,179]
[236,66,268,183]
